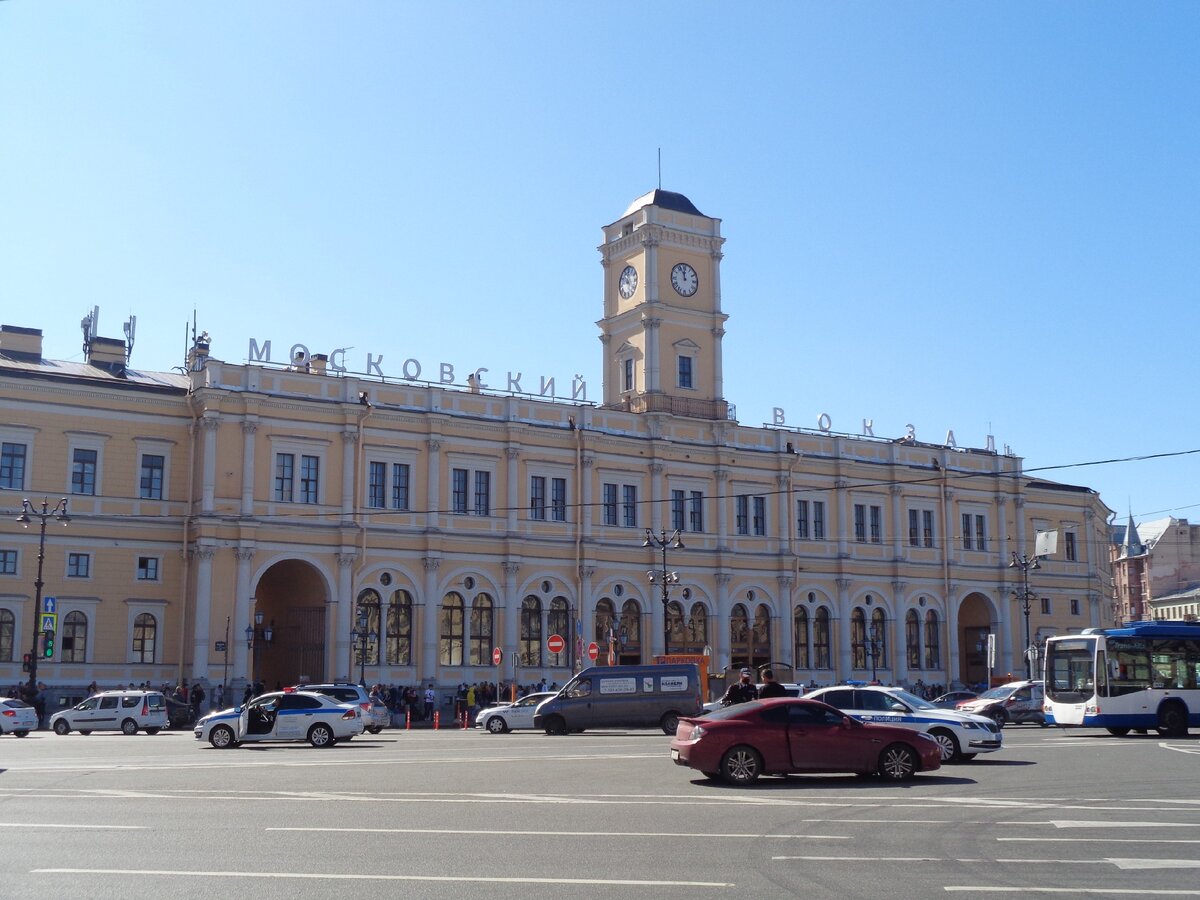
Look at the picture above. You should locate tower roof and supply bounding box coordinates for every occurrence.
[622,189,704,218]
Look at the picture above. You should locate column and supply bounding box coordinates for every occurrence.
[892,580,908,685]
[421,557,441,681]
[777,575,794,672]
[233,547,255,680]
[714,573,731,672]
[580,455,594,541]
[946,585,961,686]
[334,552,356,682]
[836,578,852,680]
[776,473,791,556]
[997,580,1015,675]
[506,448,520,533]
[200,416,220,514]
[191,545,216,680]
[240,420,257,515]
[643,316,661,394]
[995,494,1009,563]
[715,469,729,551]
[578,565,595,669]
[890,484,903,560]
[502,562,521,658]
[426,439,441,531]
[835,480,849,559]
[712,324,726,402]
[341,430,357,520]
[943,488,957,571]
[649,462,664,533]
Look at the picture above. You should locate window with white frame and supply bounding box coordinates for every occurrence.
[908,508,935,548]
[139,454,165,500]
[601,481,638,527]
[1070,597,1080,615]
[1041,597,1051,615]
[71,447,98,495]
[367,460,411,510]
[137,556,160,581]
[61,610,87,662]
[623,357,634,393]
[737,494,766,536]
[797,499,826,540]
[67,552,90,578]
[132,612,157,663]
[530,476,547,520]
[1065,531,1077,561]
[0,441,27,490]
[450,462,493,516]
[0,608,13,661]
[0,549,16,575]
[869,504,882,543]
[602,483,618,526]
[677,354,693,389]
[854,503,882,543]
[961,511,988,551]
[622,484,637,527]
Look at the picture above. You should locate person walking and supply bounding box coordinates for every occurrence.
[721,668,758,706]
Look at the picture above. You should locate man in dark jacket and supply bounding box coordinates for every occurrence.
[758,669,788,699]
[721,668,758,706]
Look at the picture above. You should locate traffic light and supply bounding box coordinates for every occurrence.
[42,629,54,659]
[21,653,31,673]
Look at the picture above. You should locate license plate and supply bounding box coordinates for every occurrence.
[671,748,680,761]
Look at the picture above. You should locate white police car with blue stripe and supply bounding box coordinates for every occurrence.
[194,690,363,748]
[804,685,1002,762]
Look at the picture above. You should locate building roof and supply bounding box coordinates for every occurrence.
[622,189,704,218]
[0,354,189,392]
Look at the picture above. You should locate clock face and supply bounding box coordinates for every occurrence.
[671,262,699,297]
[618,265,638,299]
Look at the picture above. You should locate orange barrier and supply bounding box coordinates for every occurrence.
[433,710,440,730]
[405,709,411,730]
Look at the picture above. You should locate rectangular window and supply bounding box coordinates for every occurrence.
[299,455,319,504]
[869,505,882,543]
[961,513,973,551]
[551,477,566,522]
[671,489,685,532]
[68,552,90,578]
[797,500,809,539]
[474,471,490,516]
[0,549,16,575]
[1070,597,1080,616]
[1065,532,1077,562]
[530,476,546,520]
[813,501,825,539]
[623,358,634,392]
[908,509,920,547]
[0,442,26,490]
[1041,597,1051,615]
[139,454,164,500]
[753,496,766,536]
[974,514,987,552]
[72,448,97,495]
[923,510,934,548]
[452,468,468,513]
[368,462,386,509]
[689,490,704,532]
[602,483,618,526]
[622,485,637,527]
[854,504,866,542]
[392,463,410,510]
[678,356,693,389]
[735,495,749,535]
[137,557,159,581]
[274,453,294,502]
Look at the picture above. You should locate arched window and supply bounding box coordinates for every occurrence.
[906,609,921,669]
[686,602,708,652]
[870,607,888,669]
[386,590,413,666]
[595,598,616,664]
[752,604,772,669]
[813,607,831,669]
[666,600,686,650]
[924,610,941,668]
[356,588,382,665]
[618,599,641,665]
[0,608,14,661]
[794,606,809,670]
[62,610,87,663]
[729,603,750,668]
[548,597,570,667]
[851,607,867,669]
[132,612,156,663]
[469,593,493,666]
[520,596,542,666]
[439,592,465,666]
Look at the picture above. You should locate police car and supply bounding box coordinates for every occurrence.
[804,685,1002,762]
[194,690,363,748]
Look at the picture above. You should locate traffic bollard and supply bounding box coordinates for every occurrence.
[433,710,440,730]
[405,709,411,730]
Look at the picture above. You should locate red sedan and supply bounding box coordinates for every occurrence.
[671,697,943,785]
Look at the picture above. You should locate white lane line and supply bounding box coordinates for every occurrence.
[32,868,733,888]
[1108,858,1200,870]
[270,827,850,840]
[997,819,1200,828]
[771,856,1105,865]
[1001,838,1200,845]
[0,823,145,830]
[946,889,1200,895]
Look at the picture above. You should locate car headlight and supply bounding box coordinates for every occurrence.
[689,724,706,741]
[958,720,977,729]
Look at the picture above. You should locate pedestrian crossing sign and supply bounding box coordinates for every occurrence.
[40,612,57,633]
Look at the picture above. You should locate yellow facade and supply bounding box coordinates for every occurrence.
[0,191,1112,700]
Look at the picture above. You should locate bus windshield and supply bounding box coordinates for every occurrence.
[1045,637,1096,704]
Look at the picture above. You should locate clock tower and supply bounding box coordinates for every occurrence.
[597,189,729,420]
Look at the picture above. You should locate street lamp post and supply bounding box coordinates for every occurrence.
[16,498,69,694]
[1010,551,1041,680]
[244,611,273,689]
[865,622,885,683]
[644,529,684,656]
[350,597,379,688]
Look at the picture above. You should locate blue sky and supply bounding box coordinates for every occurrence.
[2,3,1197,528]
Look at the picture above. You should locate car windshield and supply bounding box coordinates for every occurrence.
[976,686,1013,700]
[888,689,936,710]
[703,701,766,721]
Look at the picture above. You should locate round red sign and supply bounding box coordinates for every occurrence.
[547,634,565,654]
[492,646,503,666]
[587,641,599,661]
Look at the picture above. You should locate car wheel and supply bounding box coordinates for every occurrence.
[1038,715,1048,728]
[958,753,977,761]
[121,719,138,736]
[486,716,508,734]
[79,730,91,735]
[1157,702,1189,738]
[145,728,161,735]
[209,725,236,748]
[929,728,960,762]
[14,729,29,738]
[366,726,381,735]
[660,712,681,735]
[53,720,70,736]
[720,745,762,786]
[991,709,1008,728]
[543,715,567,736]
[308,723,336,747]
[702,771,721,781]
[1106,727,1131,737]
[878,743,918,781]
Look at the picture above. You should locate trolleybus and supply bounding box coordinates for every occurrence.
[1043,620,1200,736]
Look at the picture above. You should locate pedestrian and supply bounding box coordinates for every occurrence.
[466,683,476,719]
[758,669,787,699]
[721,668,758,707]
[423,684,435,720]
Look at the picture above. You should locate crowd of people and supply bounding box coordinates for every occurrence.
[363,679,561,723]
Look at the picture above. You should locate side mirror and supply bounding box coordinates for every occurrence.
[842,716,854,729]
[890,703,906,712]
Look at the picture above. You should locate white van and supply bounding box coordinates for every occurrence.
[50,690,169,736]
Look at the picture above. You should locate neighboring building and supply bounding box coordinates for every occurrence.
[1111,514,1200,624]
[0,189,1113,700]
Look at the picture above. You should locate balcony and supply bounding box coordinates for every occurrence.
[621,393,731,421]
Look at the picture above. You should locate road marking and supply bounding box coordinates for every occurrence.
[771,856,1105,865]
[0,823,145,830]
[946,889,1200,895]
[1001,838,1200,845]
[997,819,1200,828]
[1108,858,1200,870]
[271,826,850,840]
[33,868,734,888]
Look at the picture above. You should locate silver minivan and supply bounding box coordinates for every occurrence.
[532,664,703,735]
[50,690,169,735]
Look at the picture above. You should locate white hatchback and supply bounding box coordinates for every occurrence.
[194,690,363,748]
[475,692,557,733]
[0,697,39,737]
[50,691,169,736]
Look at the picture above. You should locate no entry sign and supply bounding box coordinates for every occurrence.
[547,634,565,654]
[587,641,599,661]
[492,646,503,665]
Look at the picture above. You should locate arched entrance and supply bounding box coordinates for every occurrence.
[958,593,994,688]
[252,559,328,690]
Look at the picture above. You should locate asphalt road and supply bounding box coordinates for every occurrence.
[1,721,1198,899]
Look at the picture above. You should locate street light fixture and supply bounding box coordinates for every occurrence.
[864,621,885,683]
[1010,551,1041,680]
[350,597,379,687]
[17,498,69,693]
[244,610,274,687]
[644,529,684,656]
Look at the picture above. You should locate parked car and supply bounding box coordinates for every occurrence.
[290,683,387,733]
[804,685,1002,762]
[50,690,169,736]
[930,691,978,709]
[194,690,363,748]
[534,664,703,735]
[670,697,943,785]
[956,680,1047,726]
[476,692,557,734]
[0,697,38,737]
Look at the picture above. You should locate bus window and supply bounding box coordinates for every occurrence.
[1096,651,1108,698]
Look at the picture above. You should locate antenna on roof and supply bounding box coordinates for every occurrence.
[123,315,136,363]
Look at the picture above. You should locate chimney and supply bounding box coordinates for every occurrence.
[310,353,328,375]
[187,331,211,372]
[86,335,128,376]
[0,325,44,363]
